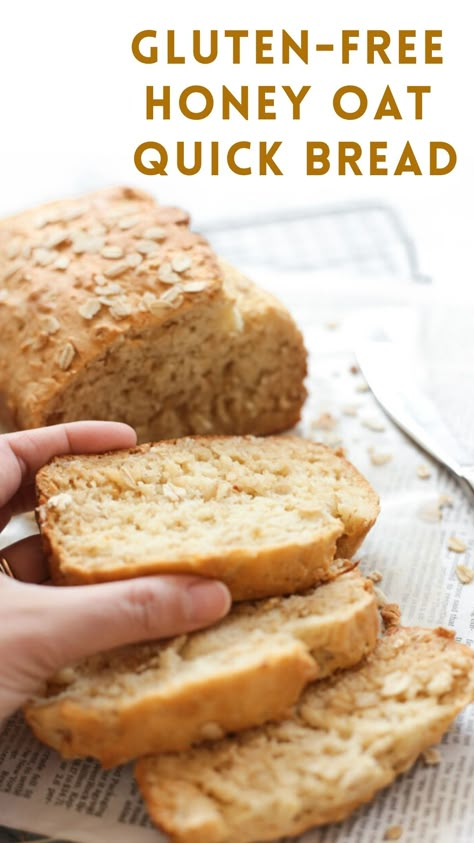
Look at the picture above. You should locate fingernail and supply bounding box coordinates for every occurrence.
[186,580,231,625]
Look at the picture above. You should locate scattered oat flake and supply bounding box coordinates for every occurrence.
[342,404,359,417]
[350,364,359,374]
[448,536,467,553]
[78,299,101,320]
[311,412,337,431]
[325,320,339,330]
[361,418,385,432]
[417,464,431,480]
[439,494,453,509]
[160,286,183,308]
[57,342,76,371]
[456,564,474,584]
[118,215,140,230]
[126,252,143,268]
[41,315,61,335]
[171,254,192,273]
[101,246,124,259]
[368,448,392,466]
[104,262,129,279]
[323,432,343,448]
[33,248,57,267]
[355,381,370,393]
[109,301,133,320]
[422,746,441,765]
[384,826,403,840]
[181,280,208,293]
[72,233,105,254]
[158,262,180,284]
[367,570,383,583]
[135,239,159,255]
[143,226,166,241]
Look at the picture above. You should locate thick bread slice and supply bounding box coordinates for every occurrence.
[35,436,379,594]
[24,568,378,767]
[136,627,474,843]
[0,186,307,441]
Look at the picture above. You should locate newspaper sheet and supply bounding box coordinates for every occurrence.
[1,270,473,843]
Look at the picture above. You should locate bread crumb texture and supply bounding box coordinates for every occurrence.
[135,627,474,843]
[36,436,379,595]
[24,568,378,766]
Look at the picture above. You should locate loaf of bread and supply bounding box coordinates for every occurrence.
[0,187,307,441]
[24,567,378,767]
[36,435,380,596]
[136,627,474,843]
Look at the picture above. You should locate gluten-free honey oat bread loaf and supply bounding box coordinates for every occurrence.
[0,187,307,440]
[36,435,380,596]
[135,627,474,843]
[24,568,378,767]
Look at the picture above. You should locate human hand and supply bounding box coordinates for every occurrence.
[0,422,230,723]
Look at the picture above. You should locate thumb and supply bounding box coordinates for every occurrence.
[4,575,230,689]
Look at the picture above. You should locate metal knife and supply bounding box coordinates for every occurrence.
[353,307,474,503]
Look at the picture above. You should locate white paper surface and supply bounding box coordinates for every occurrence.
[1,270,473,842]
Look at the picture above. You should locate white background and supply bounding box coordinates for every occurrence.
[0,0,471,285]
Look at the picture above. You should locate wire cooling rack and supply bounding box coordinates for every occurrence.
[0,199,426,843]
[201,200,427,281]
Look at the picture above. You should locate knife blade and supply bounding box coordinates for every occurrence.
[353,307,474,502]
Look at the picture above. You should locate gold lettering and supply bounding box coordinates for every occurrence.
[134,142,168,175]
[131,30,157,63]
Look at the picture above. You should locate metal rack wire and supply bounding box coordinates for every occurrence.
[201,200,427,281]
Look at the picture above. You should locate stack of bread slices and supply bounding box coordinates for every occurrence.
[26,434,474,843]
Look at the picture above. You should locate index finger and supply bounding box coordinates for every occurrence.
[0,421,137,514]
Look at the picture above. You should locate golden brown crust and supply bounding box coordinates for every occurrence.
[35,436,379,597]
[0,190,307,440]
[0,186,222,428]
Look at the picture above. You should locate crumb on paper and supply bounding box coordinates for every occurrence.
[367,570,383,583]
[350,364,359,375]
[355,381,370,393]
[362,417,386,432]
[417,464,432,480]
[323,432,344,449]
[368,447,392,466]
[438,494,453,509]
[380,603,401,630]
[384,826,403,841]
[325,320,339,330]
[455,564,474,584]
[310,412,337,431]
[418,494,454,523]
[448,536,467,553]
[422,747,441,765]
[342,403,359,417]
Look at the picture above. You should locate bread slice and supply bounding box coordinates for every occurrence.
[0,186,307,441]
[136,627,474,843]
[35,435,379,595]
[24,567,378,767]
